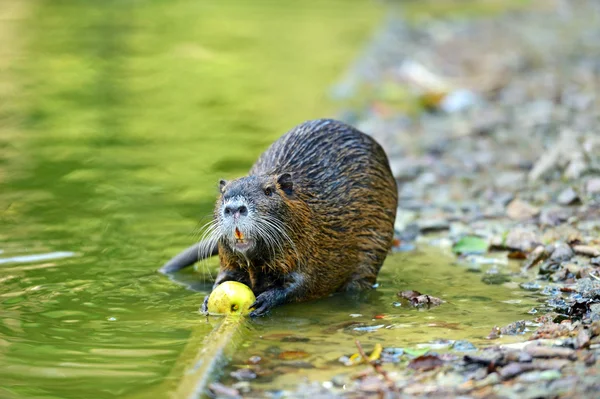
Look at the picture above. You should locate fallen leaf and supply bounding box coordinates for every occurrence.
[453,236,489,255]
[404,348,429,358]
[368,343,383,362]
[407,354,444,371]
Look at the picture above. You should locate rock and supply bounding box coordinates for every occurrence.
[230,368,257,381]
[521,245,548,270]
[506,199,540,221]
[564,156,587,179]
[452,340,477,352]
[520,281,542,291]
[418,218,450,233]
[482,272,511,285]
[549,243,574,262]
[209,383,241,398]
[494,171,526,189]
[440,89,480,113]
[557,187,581,206]
[576,328,591,349]
[331,374,349,387]
[572,245,600,257]
[585,178,600,195]
[539,207,571,226]
[381,348,404,363]
[539,260,561,275]
[247,356,262,365]
[500,320,527,335]
[498,362,536,380]
[524,345,577,360]
[505,227,541,253]
[517,369,562,383]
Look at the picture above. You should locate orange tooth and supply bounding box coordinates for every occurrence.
[235,228,243,240]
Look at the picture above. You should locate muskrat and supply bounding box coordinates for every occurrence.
[160,119,398,317]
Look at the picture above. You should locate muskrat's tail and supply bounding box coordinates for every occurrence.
[158,241,218,274]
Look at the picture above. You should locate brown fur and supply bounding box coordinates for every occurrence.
[161,119,398,316]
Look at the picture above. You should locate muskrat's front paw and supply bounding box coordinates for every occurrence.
[200,295,210,314]
[249,292,278,317]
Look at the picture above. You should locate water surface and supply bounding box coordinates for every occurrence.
[0,1,536,398]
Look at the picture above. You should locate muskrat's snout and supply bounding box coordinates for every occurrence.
[220,196,255,253]
[223,203,248,220]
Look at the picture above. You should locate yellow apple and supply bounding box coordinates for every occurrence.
[206,281,256,316]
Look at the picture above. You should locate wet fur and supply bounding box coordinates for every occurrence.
[161,119,398,316]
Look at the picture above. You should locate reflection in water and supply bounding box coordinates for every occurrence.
[0,1,536,398]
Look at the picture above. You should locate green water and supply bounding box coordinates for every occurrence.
[0,1,537,398]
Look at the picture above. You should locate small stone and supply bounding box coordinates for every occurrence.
[381,347,404,363]
[585,178,600,195]
[576,328,591,349]
[524,345,577,360]
[500,320,527,335]
[573,245,600,257]
[209,383,241,398]
[505,227,541,253]
[506,199,540,221]
[521,245,548,270]
[230,368,257,381]
[517,369,562,382]
[418,218,450,233]
[494,171,526,189]
[539,207,571,226]
[591,257,600,266]
[452,340,477,352]
[539,260,561,275]
[520,281,542,291]
[331,374,348,387]
[549,243,574,262]
[247,356,262,365]
[482,272,511,285]
[557,187,581,206]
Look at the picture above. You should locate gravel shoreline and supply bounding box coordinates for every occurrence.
[211,2,600,398]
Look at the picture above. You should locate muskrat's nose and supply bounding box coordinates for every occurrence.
[224,205,248,217]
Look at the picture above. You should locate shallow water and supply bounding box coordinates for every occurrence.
[0,1,537,398]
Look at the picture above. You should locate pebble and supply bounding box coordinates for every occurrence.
[506,199,540,221]
[549,243,574,262]
[557,187,581,206]
[452,340,477,352]
[585,178,600,195]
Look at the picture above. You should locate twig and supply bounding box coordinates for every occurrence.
[355,340,397,392]
[589,271,600,281]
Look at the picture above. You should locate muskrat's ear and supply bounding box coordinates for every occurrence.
[277,173,293,195]
[219,179,227,193]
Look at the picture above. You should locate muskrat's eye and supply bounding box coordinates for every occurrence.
[264,187,273,196]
